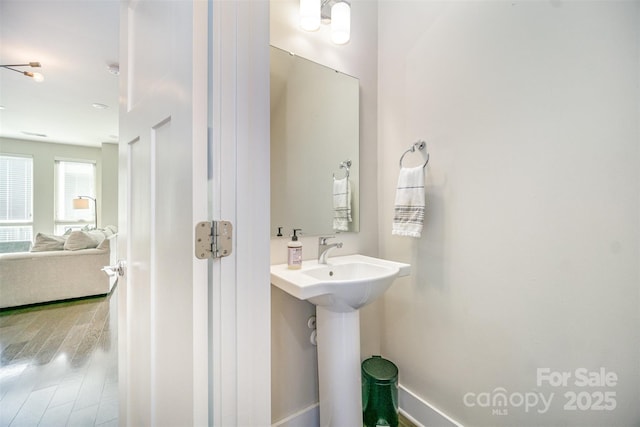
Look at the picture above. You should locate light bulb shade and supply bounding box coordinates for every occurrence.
[331,2,350,45]
[73,198,90,209]
[300,0,320,31]
[31,72,44,82]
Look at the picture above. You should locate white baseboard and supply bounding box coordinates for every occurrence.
[271,386,462,427]
[398,384,464,427]
[272,403,319,427]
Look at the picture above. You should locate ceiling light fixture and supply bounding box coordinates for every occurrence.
[1,62,44,82]
[299,0,351,45]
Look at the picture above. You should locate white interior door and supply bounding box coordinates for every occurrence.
[117,0,208,425]
[118,1,271,426]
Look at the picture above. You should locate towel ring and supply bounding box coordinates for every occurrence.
[333,160,351,180]
[399,140,429,168]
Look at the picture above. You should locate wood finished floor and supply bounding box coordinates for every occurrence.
[0,286,417,427]
[0,289,117,427]
[398,412,418,427]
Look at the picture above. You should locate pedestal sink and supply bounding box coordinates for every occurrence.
[271,254,410,427]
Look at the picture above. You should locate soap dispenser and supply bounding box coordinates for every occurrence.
[287,228,302,269]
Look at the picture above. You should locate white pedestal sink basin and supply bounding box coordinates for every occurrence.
[271,254,410,427]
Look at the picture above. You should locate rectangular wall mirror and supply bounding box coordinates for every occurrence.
[270,45,360,237]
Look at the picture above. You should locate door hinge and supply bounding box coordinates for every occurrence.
[195,220,233,259]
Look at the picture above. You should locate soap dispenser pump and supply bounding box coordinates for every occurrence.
[287,228,303,269]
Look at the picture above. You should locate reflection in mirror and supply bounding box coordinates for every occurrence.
[270,46,359,237]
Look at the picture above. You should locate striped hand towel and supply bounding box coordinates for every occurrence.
[392,166,425,238]
[333,177,351,231]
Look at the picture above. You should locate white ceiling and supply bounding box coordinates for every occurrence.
[0,0,120,147]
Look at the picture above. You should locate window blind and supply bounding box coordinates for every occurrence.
[0,155,33,242]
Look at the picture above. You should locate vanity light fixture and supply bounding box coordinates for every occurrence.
[73,196,98,229]
[330,1,350,45]
[1,62,44,82]
[299,0,351,45]
[300,0,321,31]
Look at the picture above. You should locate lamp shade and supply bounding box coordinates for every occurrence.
[300,0,320,31]
[73,198,90,209]
[331,2,350,44]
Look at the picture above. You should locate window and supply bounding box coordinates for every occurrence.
[55,160,96,234]
[0,155,33,242]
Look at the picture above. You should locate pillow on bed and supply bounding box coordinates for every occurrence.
[30,233,66,252]
[63,230,104,251]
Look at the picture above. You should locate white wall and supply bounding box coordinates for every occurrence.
[378,1,640,426]
[270,0,379,422]
[0,137,117,234]
[101,142,118,228]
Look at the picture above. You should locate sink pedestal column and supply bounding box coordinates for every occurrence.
[316,306,362,427]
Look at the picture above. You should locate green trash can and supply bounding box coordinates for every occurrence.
[362,355,399,427]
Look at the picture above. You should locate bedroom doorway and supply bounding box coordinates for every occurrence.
[1,1,271,425]
[0,1,120,425]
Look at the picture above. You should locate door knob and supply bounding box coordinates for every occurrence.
[102,259,126,277]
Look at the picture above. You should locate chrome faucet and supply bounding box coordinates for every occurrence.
[318,236,343,264]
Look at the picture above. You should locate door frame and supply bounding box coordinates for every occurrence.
[209,0,271,425]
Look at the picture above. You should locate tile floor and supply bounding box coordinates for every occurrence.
[0,288,118,427]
